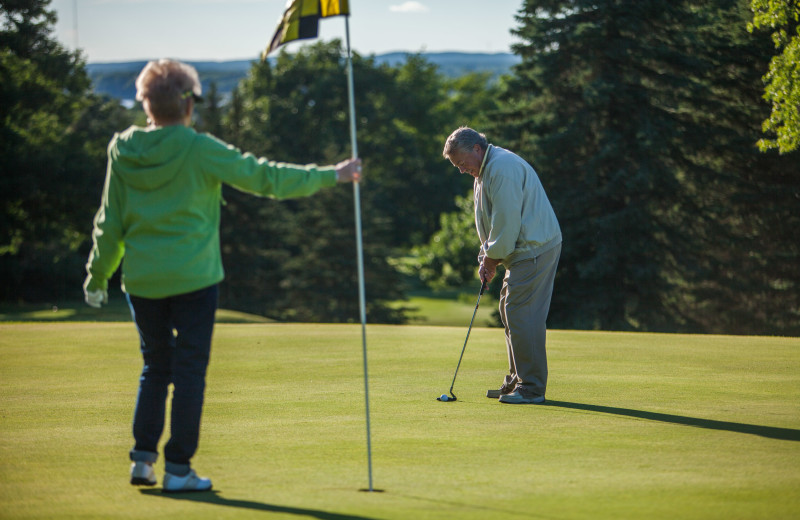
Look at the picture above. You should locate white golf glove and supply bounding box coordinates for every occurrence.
[84,289,108,308]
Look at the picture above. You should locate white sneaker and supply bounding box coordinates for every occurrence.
[130,462,156,486]
[163,469,212,493]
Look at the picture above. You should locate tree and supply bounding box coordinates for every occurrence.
[0,0,133,302]
[686,0,800,334]
[237,45,481,248]
[748,0,800,153]
[494,0,706,330]
[215,42,416,322]
[210,41,504,322]
[398,194,479,289]
[214,40,515,322]
[281,187,407,323]
[490,0,799,334]
[362,56,483,246]
[195,81,223,136]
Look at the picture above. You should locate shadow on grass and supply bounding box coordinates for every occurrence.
[140,489,381,519]
[544,400,800,442]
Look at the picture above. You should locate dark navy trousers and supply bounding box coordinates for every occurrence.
[126,284,218,476]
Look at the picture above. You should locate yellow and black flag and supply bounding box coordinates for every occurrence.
[263,0,350,58]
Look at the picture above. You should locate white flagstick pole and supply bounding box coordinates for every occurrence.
[344,15,373,493]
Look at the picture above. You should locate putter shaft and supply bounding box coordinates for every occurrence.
[446,281,487,396]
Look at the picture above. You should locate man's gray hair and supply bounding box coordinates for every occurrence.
[443,127,488,158]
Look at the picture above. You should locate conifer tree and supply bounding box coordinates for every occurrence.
[494,0,799,333]
[0,0,131,302]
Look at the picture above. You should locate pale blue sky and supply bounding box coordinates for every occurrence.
[50,0,524,63]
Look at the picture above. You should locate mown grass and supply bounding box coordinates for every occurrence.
[0,286,491,327]
[398,288,497,327]
[0,299,273,324]
[1,322,798,519]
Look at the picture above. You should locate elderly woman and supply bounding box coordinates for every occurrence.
[83,59,361,492]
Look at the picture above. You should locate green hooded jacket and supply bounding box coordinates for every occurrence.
[84,125,337,298]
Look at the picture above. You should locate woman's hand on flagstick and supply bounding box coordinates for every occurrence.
[335,158,362,183]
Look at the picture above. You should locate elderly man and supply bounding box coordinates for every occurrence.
[443,127,561,404]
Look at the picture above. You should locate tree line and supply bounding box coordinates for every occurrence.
[1,0,797,335]
[404,0,799,335]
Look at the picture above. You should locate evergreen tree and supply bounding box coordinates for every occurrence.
[195,81,223,136]
[494,0,696,330]
[493,0,799,333]
[215,42,412,322]
[282,187,407,323]
[365,55,478,245]
[0,0,132,302]
[684,0,800,334]
[213,41,503,322]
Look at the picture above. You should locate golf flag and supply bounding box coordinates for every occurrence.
[264,0,350,58]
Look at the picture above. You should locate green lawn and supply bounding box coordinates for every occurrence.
[1,322,798,519]
[398,288,497,327]
[0,286,493,328]
[0,298,273,324]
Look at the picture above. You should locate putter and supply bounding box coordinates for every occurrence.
[437,280,487,402]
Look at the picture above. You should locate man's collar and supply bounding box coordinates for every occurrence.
[478,144,492,178]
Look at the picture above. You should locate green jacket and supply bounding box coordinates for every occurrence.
[84,125,337,298]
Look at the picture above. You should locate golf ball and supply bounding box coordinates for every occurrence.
[440,394,449,401]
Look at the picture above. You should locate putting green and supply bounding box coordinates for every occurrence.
[1,323,798,519]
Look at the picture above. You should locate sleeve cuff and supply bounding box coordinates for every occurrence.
[84,275,108,292]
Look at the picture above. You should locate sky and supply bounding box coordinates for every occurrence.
[50,0,524,63]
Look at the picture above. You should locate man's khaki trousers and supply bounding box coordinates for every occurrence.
[498,243,561,397]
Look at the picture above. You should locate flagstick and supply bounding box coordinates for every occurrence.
[345,16,374,493]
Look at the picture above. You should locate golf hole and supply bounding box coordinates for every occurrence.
[359,488,385,493]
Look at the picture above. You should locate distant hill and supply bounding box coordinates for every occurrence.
[374,52,520,78]
[87,52,520,102]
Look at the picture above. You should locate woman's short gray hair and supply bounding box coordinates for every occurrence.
[135,59,202,121]
[443,127,488,158]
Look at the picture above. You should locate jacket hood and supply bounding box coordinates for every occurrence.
[109,125,196,190]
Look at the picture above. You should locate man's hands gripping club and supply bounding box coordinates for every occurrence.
[480,256,501,285]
